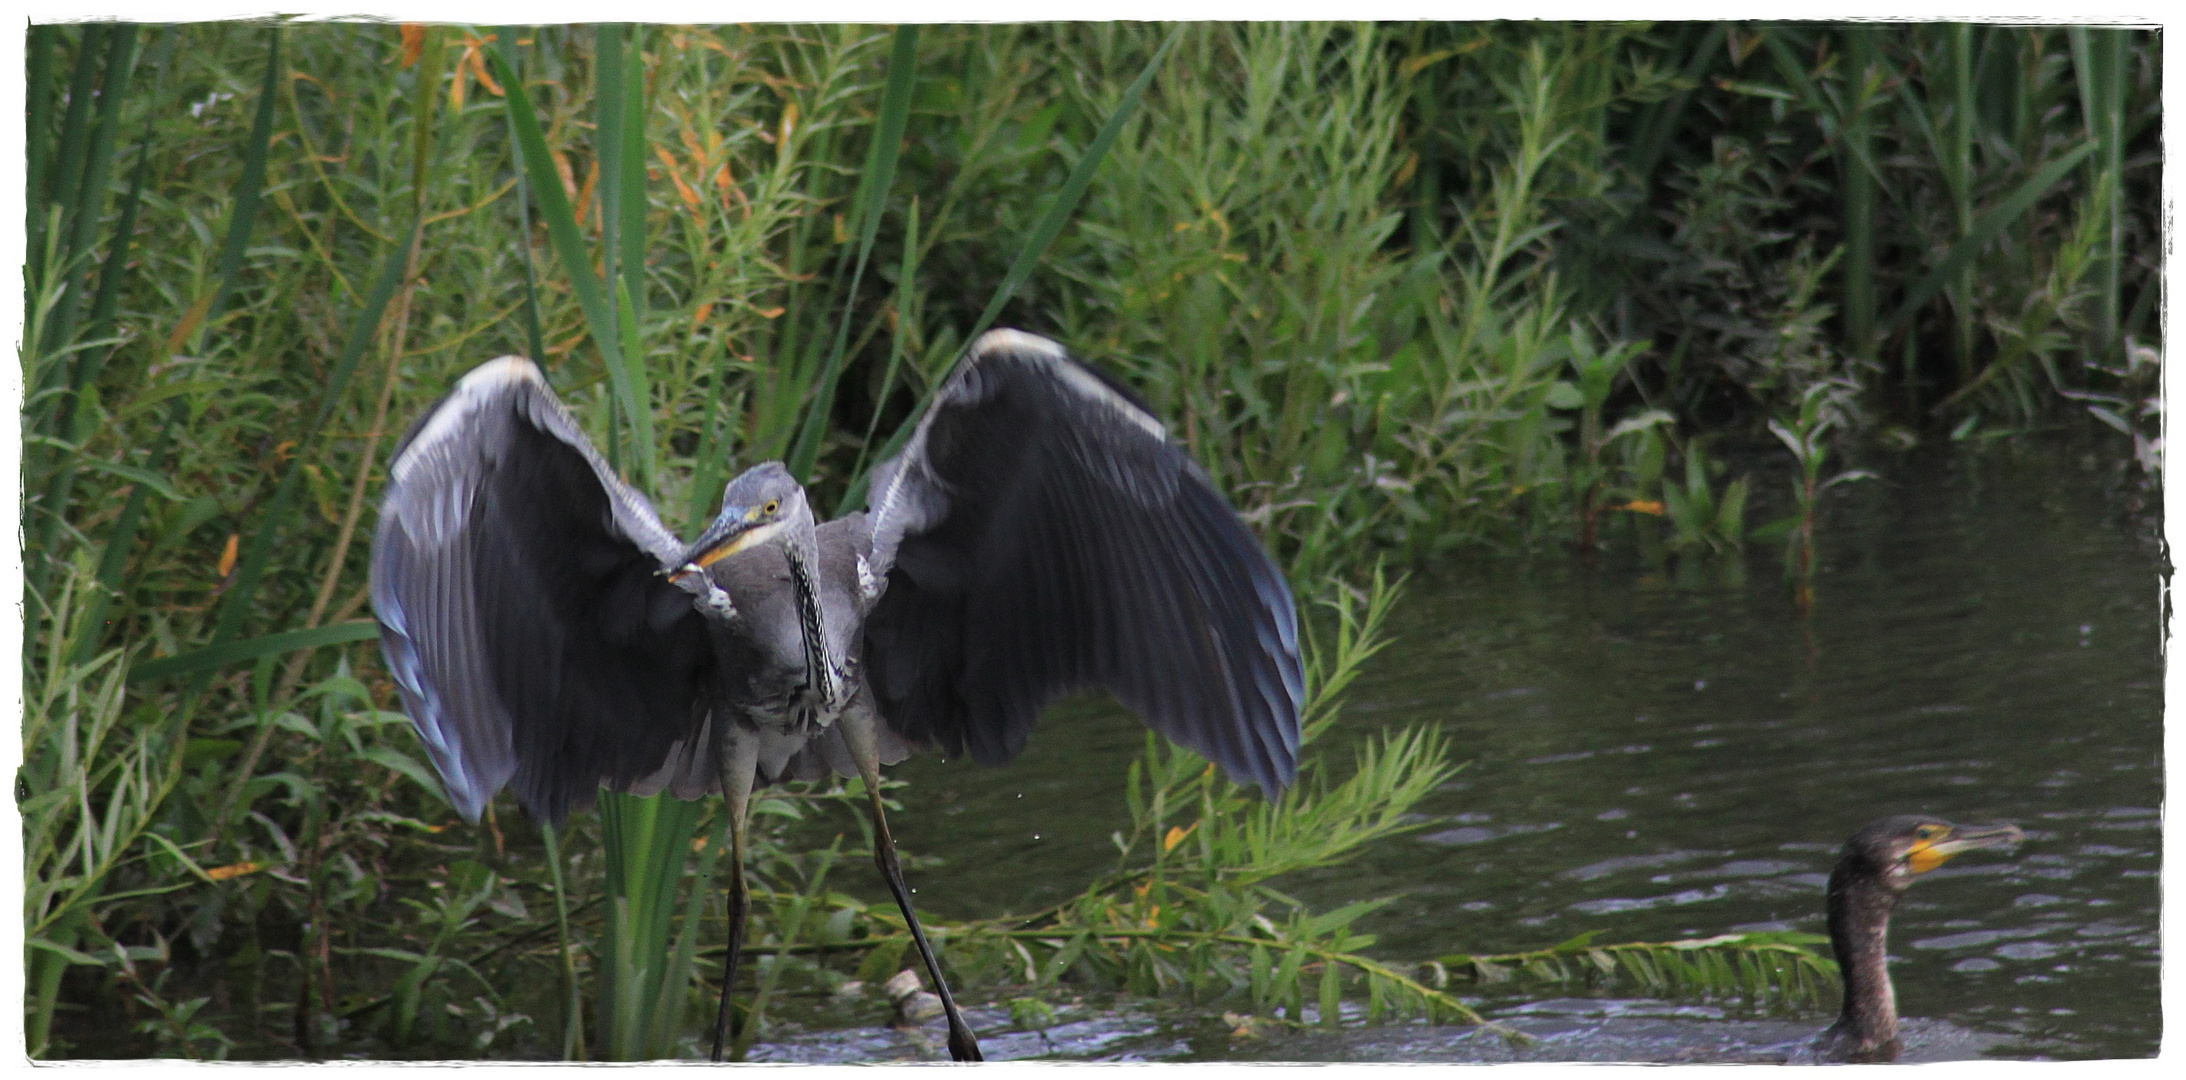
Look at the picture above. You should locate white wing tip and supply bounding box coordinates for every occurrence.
[970,328,1067,361]
[392,357,545,484]
[969,329,1165,441]
[461,355,544,390]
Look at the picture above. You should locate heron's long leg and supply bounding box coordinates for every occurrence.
[842,711,984,1062]
[711,733,760,1063]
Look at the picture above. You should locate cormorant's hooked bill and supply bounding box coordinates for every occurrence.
[1817,815,2023,1063]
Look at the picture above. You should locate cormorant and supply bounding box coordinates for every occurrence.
[1815,815,2024,1062]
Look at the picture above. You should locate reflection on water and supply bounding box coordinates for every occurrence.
[788,447,2162,1061]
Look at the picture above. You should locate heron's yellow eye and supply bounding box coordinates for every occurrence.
[764,499,781,516]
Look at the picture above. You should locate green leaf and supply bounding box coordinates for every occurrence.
[129,621,379,684]
[27,937,105,967]
[1603,409,1675,444]
[181,738,244,770]
[360,747,451,806]
[1543,381,1584,410]
[69,457,182,501]
[1879,141,2098,340]
[1716,78,1794,102]
[1715,477,1748,542]
[1299,897,1395,940]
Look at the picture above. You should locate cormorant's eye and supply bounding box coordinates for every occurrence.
[1916,825,1941,840]
[764,499,781,516]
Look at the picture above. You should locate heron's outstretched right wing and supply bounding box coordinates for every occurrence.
[861,331,1304,796]
[369,357,713,825]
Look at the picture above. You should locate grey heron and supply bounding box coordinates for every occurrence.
[368,329,1304,1062]
[1815,816,2023,1062]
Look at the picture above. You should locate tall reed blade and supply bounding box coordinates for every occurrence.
[25,25,56,264]
[494,26,549,364]
[787,24,920,484]
[1947,24,1978,383]
[842,194,922,503]
[203,217,418,661]
[30,27,279,609]
[591,23,656,481]
[839,26,1182,512]
[1839,24,1879,366]
[32,27,163,600]
[191,26,284,352]
[1622,24,1726,213]
[75,27,178,415]
[2071,27,2127,361]
[615,25,650,339]
[487,33,651,488]
[1878,140,2095,345]
[595,24,627,299]
[44,24,139,365]
[595,790,706,1059]
[495,26,700,1060]
[968,27,1182,347]
[32,24,106,300]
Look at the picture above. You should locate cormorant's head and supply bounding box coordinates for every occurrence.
[1837,815,2025,895]
[671,462,811,579]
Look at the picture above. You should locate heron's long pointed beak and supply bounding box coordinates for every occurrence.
[668,510,783,583]
[1909,821,2024,874]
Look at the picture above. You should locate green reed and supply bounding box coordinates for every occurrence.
[19,21,2156,1060]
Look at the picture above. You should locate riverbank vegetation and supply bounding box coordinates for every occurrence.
[21,21,2158,1058]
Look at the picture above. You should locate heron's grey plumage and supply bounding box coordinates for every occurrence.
[371,330,1303,824]
[370,358,708,823]
[371,330,1304,1063]
[862,329,1303,794]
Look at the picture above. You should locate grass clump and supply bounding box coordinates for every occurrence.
[20,20,2154,1059]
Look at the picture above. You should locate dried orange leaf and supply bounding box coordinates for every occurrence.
[656,145,701,209]
[469,42,502,95]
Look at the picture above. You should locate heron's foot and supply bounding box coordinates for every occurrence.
[945,1019,984,1063]
[702,583,738,622]
[682,573,738,622]
[856,553,882,602]
[666,563,738,620]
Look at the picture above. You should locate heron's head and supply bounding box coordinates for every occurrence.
[1839,816,2024,894]
[671,462,812,580]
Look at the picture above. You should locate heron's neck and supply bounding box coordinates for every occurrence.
[782,538,837,708]
[1822,868,1901,1061]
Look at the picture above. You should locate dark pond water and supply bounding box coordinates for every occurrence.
[775,445,2163,1062]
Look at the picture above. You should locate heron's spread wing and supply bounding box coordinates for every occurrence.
[369,357,712,825]
[862,330,1304,795]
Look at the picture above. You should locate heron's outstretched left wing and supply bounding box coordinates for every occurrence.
[369,357,713,824]
[861,330,1303,795]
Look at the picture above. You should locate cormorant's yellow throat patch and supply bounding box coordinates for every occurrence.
[1907,842,1952,875]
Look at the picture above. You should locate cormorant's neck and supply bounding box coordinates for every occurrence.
[1821,864,1902,1062]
